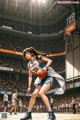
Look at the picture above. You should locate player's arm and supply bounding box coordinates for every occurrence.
[40,56,52,69]
[15,96,19,101]
[27,65,33,93]
[28,69,32,88]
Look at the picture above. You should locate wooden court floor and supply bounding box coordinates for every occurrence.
[0,112,80,120]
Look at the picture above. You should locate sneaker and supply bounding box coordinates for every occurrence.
[20,112,32,120]
[14,112,17,115]
[10,112,12,115]
[48,111,56,120]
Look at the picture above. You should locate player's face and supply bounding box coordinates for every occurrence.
[25,51,32,59]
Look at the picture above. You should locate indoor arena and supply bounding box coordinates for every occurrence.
[0,0,80,120]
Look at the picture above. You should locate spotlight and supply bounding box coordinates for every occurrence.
[32,0,36,2]
[28,31,32,34]
[42,0,46,3]
[37,0,42,3]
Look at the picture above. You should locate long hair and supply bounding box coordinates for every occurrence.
[23,47,47,60]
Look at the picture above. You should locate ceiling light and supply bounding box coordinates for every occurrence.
[28,31,32,34]
[42,0,46,3]
[32,0,36,2]
[32,0,47,4]
[37,0,42,3]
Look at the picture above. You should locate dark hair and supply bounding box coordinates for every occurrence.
[23,47,47,60]
[5,91,8,94]
[14,90,17,93]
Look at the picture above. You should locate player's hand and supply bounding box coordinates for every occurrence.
[43,66,47,71]
[27,87,31,93]
[16,98,19,101]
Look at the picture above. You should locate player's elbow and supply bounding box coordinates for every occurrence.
[49,59,52,64]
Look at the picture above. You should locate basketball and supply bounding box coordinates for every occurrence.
[36,68,48,79]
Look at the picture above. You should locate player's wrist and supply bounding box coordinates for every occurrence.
[45,66,48,69]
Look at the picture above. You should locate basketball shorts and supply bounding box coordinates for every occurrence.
[4,101,8,107]
[38,76,55,87]
[12,99,16,106]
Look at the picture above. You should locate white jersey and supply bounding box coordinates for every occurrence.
[12,93,17,106]
[72,99,76,105]
[28,58,65,95]
[28,58,45,73]
[19,100,22,107]
[3,94,8,102]
[50,98,54,104]
[12,93,17,100]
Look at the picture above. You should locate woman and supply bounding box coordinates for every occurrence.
[20,47,65,120]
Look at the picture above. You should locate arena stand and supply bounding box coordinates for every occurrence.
[0,34,65,53]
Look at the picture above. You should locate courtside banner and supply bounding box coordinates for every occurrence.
[64,21,76,35]
[0,66,14,71]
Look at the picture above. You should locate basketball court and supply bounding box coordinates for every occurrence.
[0,1,80,120]
[0,113,80,120]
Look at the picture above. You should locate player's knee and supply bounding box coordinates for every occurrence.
[32,93,38,99]
[39,91,44,97]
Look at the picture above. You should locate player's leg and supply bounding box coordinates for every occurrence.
[10,106,14,115]
[20,107,22,113]
[14,105,17,114]
[39,77,56,120]
[4,106,7,112]
[39,83,51,110]
[10,99,15,114]
[4,101,8,112]
[20,86,41,120]
[28,86,41,111]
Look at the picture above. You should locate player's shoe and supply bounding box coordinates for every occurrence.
[20,112,32,120]
[48,111,56,120]
[14,112,17,115]
[10,111,12,115]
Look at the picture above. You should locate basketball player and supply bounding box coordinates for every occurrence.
[10,90,18,115]
[72,97,76,114]
[19,99,23,113]
[20,47,65,120]
[3,91,8,112]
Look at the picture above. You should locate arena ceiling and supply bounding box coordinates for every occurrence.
[0,0,80,35]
